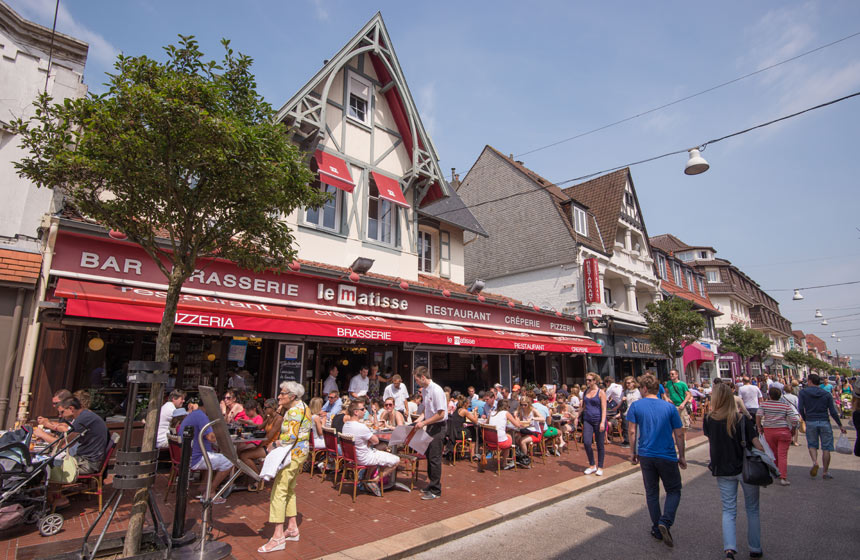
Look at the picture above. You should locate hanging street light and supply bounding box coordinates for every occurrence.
[684,148,709,175]
[792,289,804,300]
[815,309,823,318]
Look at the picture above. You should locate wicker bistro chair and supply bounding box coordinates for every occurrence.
[337,434,383,503]
[320,427,342,485]
[451,429,473,465]
[525,430,547,466]
[479,424,515,476]
[69,432,119,512]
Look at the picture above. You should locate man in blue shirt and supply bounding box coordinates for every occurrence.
[180,408,233,503]
[627,373,686,548]
[321,391,342,418]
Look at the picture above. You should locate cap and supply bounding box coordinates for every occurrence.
[171,407,188,418]
[512,384,521,392]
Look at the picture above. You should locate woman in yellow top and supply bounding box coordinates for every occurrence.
[258,381,311,553]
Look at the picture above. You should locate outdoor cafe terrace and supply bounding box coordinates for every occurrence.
[5,423,704,560]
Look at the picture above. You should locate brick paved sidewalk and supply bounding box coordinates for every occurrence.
[6,427,703,560]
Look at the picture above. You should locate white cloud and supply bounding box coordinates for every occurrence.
[7,0,119,68]
[311,0,329,22]
[416,82,437,137]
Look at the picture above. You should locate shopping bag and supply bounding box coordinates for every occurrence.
[835,434,852,455]
[758,432,775,461]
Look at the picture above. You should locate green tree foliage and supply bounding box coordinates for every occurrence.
[717,322,773,376]
[643,297,706,363]
[782,348,809,369]
[12,36,327,556]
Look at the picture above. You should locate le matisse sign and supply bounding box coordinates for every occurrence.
[50,231,584,337]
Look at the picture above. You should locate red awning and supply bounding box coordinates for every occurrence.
[314,150,355,193]
[55,279,601,355]
[370,171,409,208]
[683,342,716,369]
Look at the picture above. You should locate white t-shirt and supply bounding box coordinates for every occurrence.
[342,420,374,464]
[348,374,369,396]
[323,375,339,395]
[569,395,581,411]
[488,410,509,442]
[606,383,623,405]
[157,401,176,448]
[383,383,410,411]
[421,381,448,423]
[738,384,763,409]
[623,389,642,417]
[407,401,418,416]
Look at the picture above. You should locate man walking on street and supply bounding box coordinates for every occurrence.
[627,373,687,548]
[414,366,447,500]
[665,369,692,435]
[798,373,847,479]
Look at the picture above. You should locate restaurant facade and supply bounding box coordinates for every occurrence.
[21,13,603,420]
[26,225,601,418]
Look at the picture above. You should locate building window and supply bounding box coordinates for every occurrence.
[707,270,719,283]
[719,360,732,379]
[685,270,694,292]
[573,206,588,236]
[672,262,682,285]
[367,179,396,244]
[677,252,693,262]
[347,73,371,125]
[624,192,634,207]
[417,230,434,273]
[604,287,612,306]
[656,254,667,279]
[699,250,709,259]
[696,276,705,296]
[305,183,341,231]
[750,362,761,375]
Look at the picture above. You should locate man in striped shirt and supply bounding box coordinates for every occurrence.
[755,386,799,485]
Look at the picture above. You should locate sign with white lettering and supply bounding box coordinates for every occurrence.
[583,258,601,304]
[275,342,304,391]
[51,231,584,336]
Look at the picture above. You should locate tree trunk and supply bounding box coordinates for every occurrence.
[123,267,185,557]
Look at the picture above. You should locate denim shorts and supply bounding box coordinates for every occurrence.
[804,420,834,451]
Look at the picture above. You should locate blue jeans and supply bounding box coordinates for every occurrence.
[582,419,605,468]
[639,456,682,529]
[717,474,761,554]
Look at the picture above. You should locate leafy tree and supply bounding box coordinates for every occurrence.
[12,36,327,556]
[782,348,809,377]
[717,322,773,377]
[643,297,706,376]
[807,356,832,374]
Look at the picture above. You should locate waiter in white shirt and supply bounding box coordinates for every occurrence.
[382,374,410,414]
[348,366,370,398]
[414,366,447,500]
[322,364,339,395]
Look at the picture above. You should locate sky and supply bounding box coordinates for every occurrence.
[8,0,860,364]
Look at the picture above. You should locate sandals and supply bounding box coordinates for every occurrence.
[258,537,286,553]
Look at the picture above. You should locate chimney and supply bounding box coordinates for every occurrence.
[450,167,460,189]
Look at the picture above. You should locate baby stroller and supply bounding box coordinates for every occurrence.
[0,425,69,536]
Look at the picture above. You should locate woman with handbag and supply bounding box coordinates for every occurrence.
[703,383,766,559]
[258,382,311,553]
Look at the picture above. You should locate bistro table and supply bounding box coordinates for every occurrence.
[371,427,413,493]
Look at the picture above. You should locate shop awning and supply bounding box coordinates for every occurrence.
[314,150,355,193]
[683,342,716,369]
[370,171,409,208]
[55,279,602,355]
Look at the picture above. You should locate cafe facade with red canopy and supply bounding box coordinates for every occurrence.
[23,15,599,418]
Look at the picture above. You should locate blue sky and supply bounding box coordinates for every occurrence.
[9,0,860,362]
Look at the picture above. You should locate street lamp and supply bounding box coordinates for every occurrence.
[792,289,804,301]
[815,309,823,318]
[684,148,709,175]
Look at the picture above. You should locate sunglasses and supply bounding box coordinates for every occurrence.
[384,403,394,408]
[356,407,366,412]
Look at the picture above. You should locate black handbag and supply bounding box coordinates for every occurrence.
[739,416,772,487]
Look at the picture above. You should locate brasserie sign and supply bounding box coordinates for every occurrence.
[51,231,585,337]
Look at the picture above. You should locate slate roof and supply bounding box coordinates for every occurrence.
[562,168,631,257]
[650,234,717,255]
[419,187,488,237]
[0,248,42,285]
[482,146,607,255]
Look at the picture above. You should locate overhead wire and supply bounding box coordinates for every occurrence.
[512,30,860,159]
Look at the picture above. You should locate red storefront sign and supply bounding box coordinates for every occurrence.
[583,258,601,304]
[54,279,602,354]
[51,232,585,337]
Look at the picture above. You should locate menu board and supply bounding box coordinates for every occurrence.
[274,342,304,392]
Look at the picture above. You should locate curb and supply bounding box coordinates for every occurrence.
[319,435,709,560]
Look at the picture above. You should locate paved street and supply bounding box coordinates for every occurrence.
[414,430,860,560]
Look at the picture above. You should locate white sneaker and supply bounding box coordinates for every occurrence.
[596,469,603,476]
[584,466,597,475]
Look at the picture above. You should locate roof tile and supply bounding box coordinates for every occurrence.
[0,249,41,285]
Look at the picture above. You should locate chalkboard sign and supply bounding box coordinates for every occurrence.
[274,342,304,393]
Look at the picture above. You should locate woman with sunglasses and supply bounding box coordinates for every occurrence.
[220,390,244,423]
[378,397,405,429]
[258,382,311,553]
[239,398,283,490]
[582,372,608,475]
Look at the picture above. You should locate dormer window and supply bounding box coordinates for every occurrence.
[347,72,371,125]
[573,206,588,236]
[624,192,634,207]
